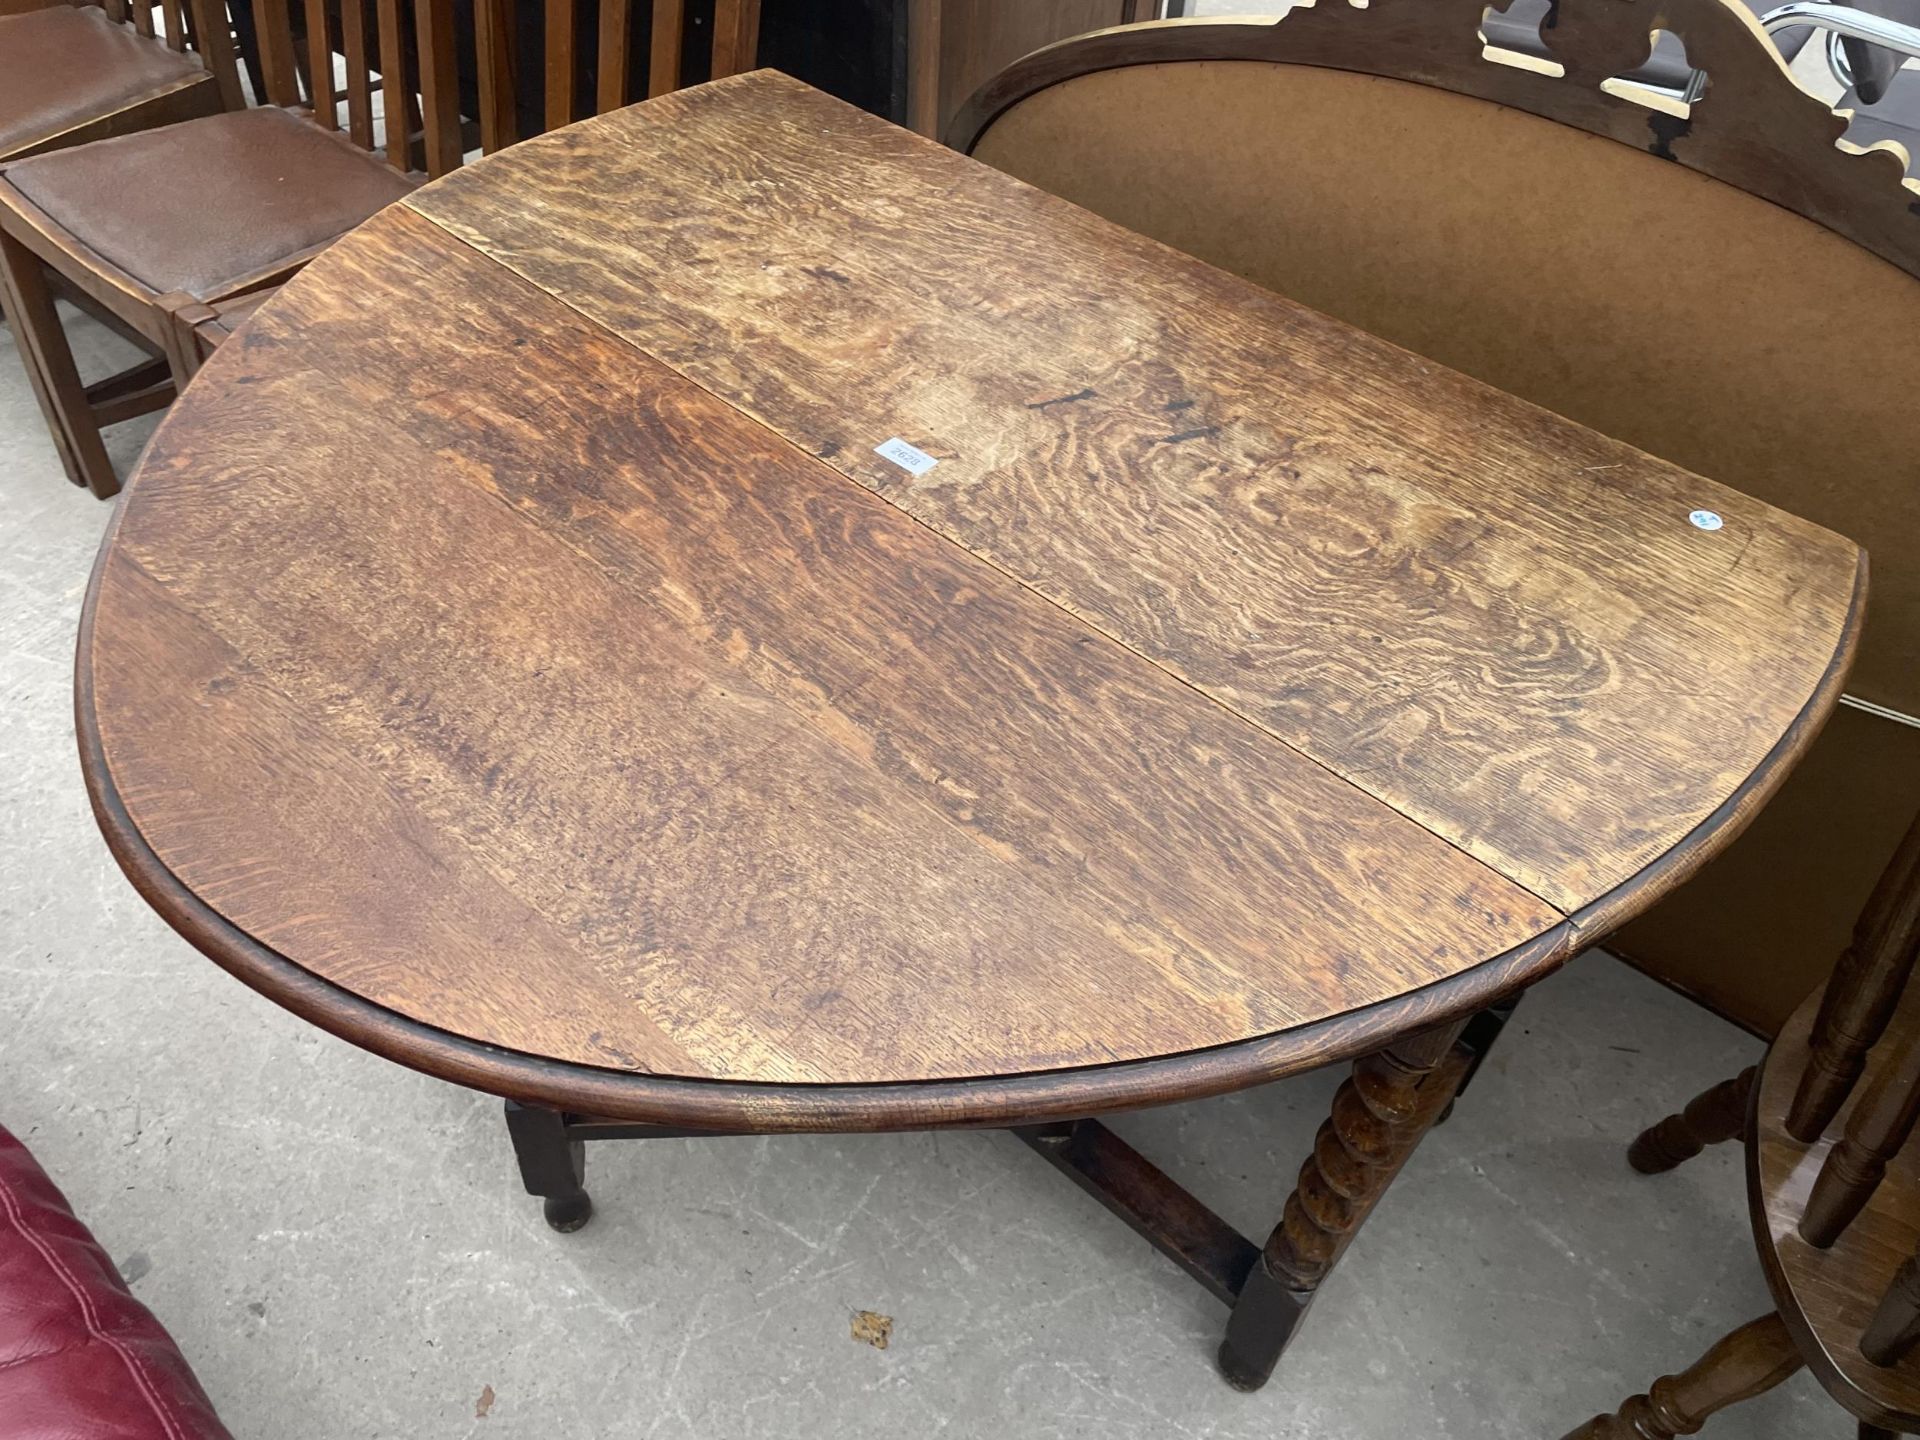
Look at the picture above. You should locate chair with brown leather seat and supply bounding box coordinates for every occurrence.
[0,0,460,500]
[1,0,766,499]
[0,0,234,166]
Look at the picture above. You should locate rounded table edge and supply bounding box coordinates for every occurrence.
[1566,547,1867,943]
[74,488,1865,1133]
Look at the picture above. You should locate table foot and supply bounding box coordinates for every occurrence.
[504,1100,593,1233]
[543,1190,595,1232]
[1216,1260,1307,1390]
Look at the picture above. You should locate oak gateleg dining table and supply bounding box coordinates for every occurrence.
[76,70,1864,1391]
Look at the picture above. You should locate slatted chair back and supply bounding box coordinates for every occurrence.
[472,0,761,154]
[85,0,246,110]
[1865,1247,1920,1366]
[1793,811,1920,1144]
[183,0,466,178]
[100,0,194,52]
[1793,807,1920,1241]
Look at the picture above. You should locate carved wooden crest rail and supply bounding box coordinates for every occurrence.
[950,0,1920,281]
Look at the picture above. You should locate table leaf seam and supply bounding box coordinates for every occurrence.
[396,197,1573,928]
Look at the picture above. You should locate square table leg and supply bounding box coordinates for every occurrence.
[503,1099,593,1233]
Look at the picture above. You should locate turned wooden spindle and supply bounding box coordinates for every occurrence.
[1627,1067,1756,1174]
[1218,1017,1467,1390]
[1561,1313,1804,1440]
[1266,1020,1464,1291]
[1790,811,1920,1143]
[1863,1249,1920,1368]
[1802,1036,1920,1247]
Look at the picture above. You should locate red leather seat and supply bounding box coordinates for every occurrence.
[0,1124,230,1440]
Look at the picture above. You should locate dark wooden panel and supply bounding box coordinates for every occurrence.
[405,72,1864,915]
[922,0,1135,139]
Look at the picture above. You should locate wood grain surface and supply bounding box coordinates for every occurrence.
[1752,990,1920,1429]
[89,204,1561,1088]
[81,74,1862,1122]
[405,72,1863,915]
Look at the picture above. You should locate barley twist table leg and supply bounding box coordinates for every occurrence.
[1218,1017,1470,1390]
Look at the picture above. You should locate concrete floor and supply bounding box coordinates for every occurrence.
[0,309,1847,1439]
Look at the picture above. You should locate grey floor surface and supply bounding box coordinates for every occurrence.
[0,309,1845,1438]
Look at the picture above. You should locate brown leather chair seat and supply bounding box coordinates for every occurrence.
[1,105,418,302]
[0,5,213,161]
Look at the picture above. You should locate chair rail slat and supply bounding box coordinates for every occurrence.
[339,0,375,148]
[710,0,759,78]
[184,0,246,109]
[305,0,338,128]
[255,0,303,106]
[648,0,684,97]
[475,0,520,152]
[376,0,410,169]
[415,0,464,176]
[159,0,184,50]
[597,0,631,111]
[546,0,577,130]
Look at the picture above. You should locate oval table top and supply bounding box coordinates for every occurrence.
[80,72,1864,1131]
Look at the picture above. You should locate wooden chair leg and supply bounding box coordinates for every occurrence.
[1860,1424,1900,1439]
[502,1100,593,1232]
[1561,1312,1803,1439]
[0,228,120,498]
[1627,1067,1757,1175]
[1218,1017,1470,1390]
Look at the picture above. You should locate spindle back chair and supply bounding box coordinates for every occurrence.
[227,0,466,177]
[164,0,761,380]
[104,0,195,61]
[1569,810,1920,1437]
